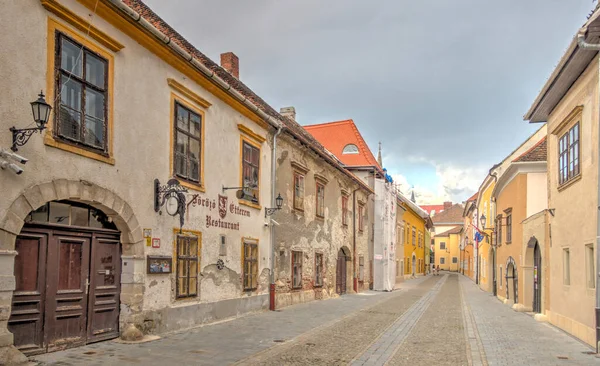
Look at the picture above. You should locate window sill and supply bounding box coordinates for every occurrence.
[239,199,261,210]
[177,179,205,193]
[44,134,114,165]
[558,174,582,192]
[505,241,512,245]
[293,208,305,214]
[316,215,325,221]
[314,284,323,288]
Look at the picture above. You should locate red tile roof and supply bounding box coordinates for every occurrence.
[467,192,478,201]
[437,225,463,237]
[513,137,547,162]
[420,205,445,215]
[431,204,464,224]
[304,120,382,172]
[118,1,373,193]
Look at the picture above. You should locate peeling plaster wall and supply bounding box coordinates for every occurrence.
[273,134,371,308]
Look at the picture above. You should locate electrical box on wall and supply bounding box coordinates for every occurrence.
[219,235,227,256]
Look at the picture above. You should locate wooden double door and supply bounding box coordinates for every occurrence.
[9,225,121,355]
[336,250,347,295]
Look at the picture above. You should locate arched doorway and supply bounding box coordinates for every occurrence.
[9,201,121,355]
[1,180,144,359]
[336,247,351,295]
[505,256,518,304]
[411,253,416,276]
[533,242,542,313]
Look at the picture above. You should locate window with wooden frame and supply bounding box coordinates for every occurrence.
[359,256,365,281]
[342,195,349,226]
[440,242,446,250]
[440,257,445,265]
[55,33,108,152]
[412,227,416,246]
[243,240,258,290]
[496,214,503,245]
[315,253,323,287]
[558,122,580,186]
[293,172,305,211]
[316,182,325,218]
[563,248,571,285]
[174,101,202,185]
[292,251,303,289]
[242,140,260,203]
[358,204,364,232]
[505,210,512,243]
[176,235,199,299]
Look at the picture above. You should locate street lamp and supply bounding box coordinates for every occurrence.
[265,193,283,218]
[10,91,52,151]
[480,214,486,229]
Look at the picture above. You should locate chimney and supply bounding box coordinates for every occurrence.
[280,106,296,121]
[443,201,452,211]
[220,52,239,79]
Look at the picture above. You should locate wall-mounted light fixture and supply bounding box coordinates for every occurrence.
[265,193,283,218]
[10,91,51,151]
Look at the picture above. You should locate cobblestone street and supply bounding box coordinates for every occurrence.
[31,273,600,366]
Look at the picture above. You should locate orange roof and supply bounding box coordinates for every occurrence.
[467,192,478,201]
[304,120,382,171]
[420,205,445,215]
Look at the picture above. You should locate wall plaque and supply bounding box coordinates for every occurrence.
[147,256,172,274]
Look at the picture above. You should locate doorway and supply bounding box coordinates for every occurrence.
[336,248,347,295]
[411,254,416,276]
[533,243,542,313]
[505,256,518,304]
[8,201,121,355]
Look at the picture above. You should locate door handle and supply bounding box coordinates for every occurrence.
[85,278,90,295]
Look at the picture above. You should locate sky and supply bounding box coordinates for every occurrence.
[144,0,596,204]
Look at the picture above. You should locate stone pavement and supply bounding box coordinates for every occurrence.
[459,275,600,366]
[29,273,600,365]
[352,275,448,365]
[31,280,420,366]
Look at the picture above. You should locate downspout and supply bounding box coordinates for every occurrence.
[573,29,600,352]
[269,125,283,311]
[597,49,600,354]
[352,188,360,293]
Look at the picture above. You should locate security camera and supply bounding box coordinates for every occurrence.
[0,149,28,164]
[270,219,280,227]
[0,160,23,175]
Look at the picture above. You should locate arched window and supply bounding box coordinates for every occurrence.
[342,144,359,154]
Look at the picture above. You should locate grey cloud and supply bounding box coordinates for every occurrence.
[144,0,594,174]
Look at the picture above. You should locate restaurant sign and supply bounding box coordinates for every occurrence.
[187,193,251,230]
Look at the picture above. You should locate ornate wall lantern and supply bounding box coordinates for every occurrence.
[10,91,52,151]
[265,193,283,218]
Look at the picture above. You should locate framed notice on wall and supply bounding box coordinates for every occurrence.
[147,256,172,274]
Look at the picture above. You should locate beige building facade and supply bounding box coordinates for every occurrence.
[525,8,600,347]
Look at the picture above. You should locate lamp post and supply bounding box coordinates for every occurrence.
[10,91,52,151]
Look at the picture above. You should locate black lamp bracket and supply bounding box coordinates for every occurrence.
[10,126,44,152]
[154,178,188,233]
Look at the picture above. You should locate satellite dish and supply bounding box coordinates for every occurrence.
[236,189,245,199]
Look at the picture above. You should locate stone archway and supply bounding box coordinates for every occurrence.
[505,256,518,304]
[0,179,145,362]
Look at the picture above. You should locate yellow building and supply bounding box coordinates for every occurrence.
[476,179,495,292]
[434,227,462,271]
[475,126,548,294]
[399,195,429,278]
[461,193,478,281]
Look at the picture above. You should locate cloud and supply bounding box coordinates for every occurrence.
[393,163,485,205]
[143,0,593,199]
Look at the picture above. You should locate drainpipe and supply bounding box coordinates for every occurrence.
[269,125,283,311]
[575,31,600,352]
[352,188,358,292]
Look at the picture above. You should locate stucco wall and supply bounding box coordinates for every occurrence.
[545,56,599,346]
[401,206,426,277]
[272,134,370,308]
[495,174,527,305]
[0,0,274,341]
[526,172,548,217]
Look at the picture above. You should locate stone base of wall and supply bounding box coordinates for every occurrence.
[546,310,595,347]
[276,288,337,309]
[140,294,269,335]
